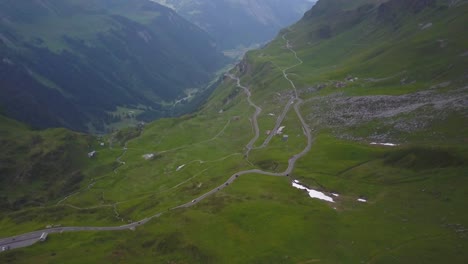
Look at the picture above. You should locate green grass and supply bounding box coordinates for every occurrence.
[3,134,466,263]
[1,1,467,262]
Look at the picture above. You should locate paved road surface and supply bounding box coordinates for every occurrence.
[0,33,312,253]
[255,33,304,149]
[257,97,295,148]
[0,215,159,251]
[172,32,312,211]
[226,74,262,157]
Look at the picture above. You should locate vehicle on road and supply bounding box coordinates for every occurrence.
[39,232,48,242]
[1,246,10,251]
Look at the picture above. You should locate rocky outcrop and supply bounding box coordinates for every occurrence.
[378,0,436,21]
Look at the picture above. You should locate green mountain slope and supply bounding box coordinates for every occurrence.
[1,0,467,262]
[242,0,468,144]
[0,115,92,211]
[0,0,228,132]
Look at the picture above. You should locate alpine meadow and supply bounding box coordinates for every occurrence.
[0,0,467,263]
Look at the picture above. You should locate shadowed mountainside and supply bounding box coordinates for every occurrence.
[0,0,228,132]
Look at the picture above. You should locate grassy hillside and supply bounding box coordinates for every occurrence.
[0,116,92,210]
[242,0,467,144]
[0,0,228,132]
[1,0,467,262]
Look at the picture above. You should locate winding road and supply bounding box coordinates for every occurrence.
[0,32,313,252]
[225,73,262,157]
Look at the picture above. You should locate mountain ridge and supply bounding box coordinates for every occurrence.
[0,0,228,132]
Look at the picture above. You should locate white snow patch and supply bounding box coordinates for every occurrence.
[421,22,433,30]
[277,126,286,135]
[294,180,300,183]
[268,113,275,116]
[142,153,155,160]
[292,182,307,190]
[176,164,186,171]
[459,51,468,57]
[332,193,340,197]
[370,142,398,147]
[292,182,335,203]
[357,198,367,203]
